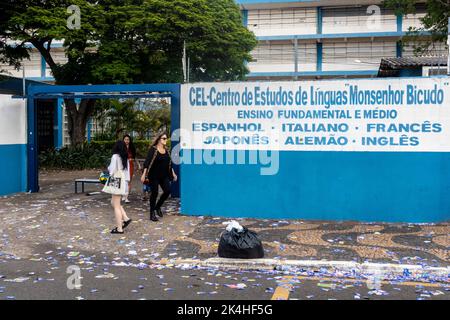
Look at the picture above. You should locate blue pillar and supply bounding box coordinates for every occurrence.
[40,55,46,78]
[242,9,248,27]
[27,92,39,192]
[87,118,92,143]
[55,98,64,149]
[170,84,181,198]
[317,7,323,73]
[396,14,403,59]
[396,41,403,58]
[317,7,322,35]
[242,10,249,69]
[396,14,403,33]
[317,42,323,72]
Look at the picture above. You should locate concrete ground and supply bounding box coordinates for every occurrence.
[0,169,448,300]
[0,258,448,300]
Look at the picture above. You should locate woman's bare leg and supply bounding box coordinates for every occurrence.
[111,195,124,232]
[120,204,130,222]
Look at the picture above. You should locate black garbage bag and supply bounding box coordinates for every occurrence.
[218,227,264,259]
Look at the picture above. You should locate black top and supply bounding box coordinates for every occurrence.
[144,147,172,180]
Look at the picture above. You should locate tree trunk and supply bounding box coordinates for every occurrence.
[65,99,96,146]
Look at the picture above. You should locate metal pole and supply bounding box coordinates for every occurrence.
[187,57,190,83]
[22,64,25,97]
[182,41,187,83]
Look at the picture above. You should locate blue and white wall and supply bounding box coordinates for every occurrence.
[179,77,450,223]
[0,95,27,195]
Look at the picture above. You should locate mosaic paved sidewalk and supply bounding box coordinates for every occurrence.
[0,170,448,268]
[168,218,449,267]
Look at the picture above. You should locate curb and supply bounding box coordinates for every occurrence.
[157,257,450,284]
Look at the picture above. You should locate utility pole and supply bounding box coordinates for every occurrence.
[182,41,187,83]
[22,64,26,97]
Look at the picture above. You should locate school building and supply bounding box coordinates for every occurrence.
[238,0,448,80]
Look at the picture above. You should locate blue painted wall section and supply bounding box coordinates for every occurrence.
[170,84,181,198]
[40,54,46,78]
[316,7,322,35]
[181,150,450,223]
[27,93,39,193]
[87,118,92,143]
[0,144,27,196]
[242,9,248,27]
[316,43,323,72]
[399,69,422,77]
[56,98,64,149]
[397,41,403,58]
[397,14,403,33]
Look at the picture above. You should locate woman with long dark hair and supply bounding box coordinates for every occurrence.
[123,134,139,203]
[108,140,132,233]
[141,133,177,222]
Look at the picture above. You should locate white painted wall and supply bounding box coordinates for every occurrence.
[322,39,396,71]
[248,62,316,73]
[322,7,397,34]
[403,12,426,32]
[0,95,27,145]
[1,50,42,78]
[247,7,317,36]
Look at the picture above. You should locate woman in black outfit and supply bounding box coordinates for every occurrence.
[141,133,177,222]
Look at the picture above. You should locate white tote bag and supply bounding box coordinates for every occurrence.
[102,169,127,195]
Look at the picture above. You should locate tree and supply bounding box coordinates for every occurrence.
[1,0,104,145]
[92,98,171,140]
[383,0,449,55]
[0,0,257,145]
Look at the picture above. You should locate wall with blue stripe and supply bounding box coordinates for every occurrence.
[0,95,27,195]
[181,150,450,222]
[0,144,27,195]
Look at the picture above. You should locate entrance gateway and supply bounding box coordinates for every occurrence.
[26,84,181,196]
[27,77,450,222]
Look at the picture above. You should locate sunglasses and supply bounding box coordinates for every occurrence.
[161,137,167,140]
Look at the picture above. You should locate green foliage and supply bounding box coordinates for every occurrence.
[39,139,154,170]
[135,99,171,139]
[383,0,449,55]
[90,140,153,158]
[1,0,256,145]
[0,0,256,84]
[92,99,138,139]
[91,98,170,140]
[39,143,112,170]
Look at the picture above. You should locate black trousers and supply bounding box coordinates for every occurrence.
[149,177,171,211]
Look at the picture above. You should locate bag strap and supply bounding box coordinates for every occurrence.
[148,147,158,172]
[148,147,173,179]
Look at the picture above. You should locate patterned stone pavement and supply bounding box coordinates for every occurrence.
[0,170,448,268]
[168,218,449,267]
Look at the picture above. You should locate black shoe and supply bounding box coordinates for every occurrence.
[150,210,159,222]
[156,208,163,217]
[111,227,124,234]
[123,219,132,229]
